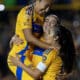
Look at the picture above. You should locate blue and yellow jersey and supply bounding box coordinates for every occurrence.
[7,5,44,80]
[8,46,62,80]
[15,5,44,49]
[8,5,44,57]
[32,47,62,80]
[7,5,62,80]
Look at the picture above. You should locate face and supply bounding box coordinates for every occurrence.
[43,15,59,44]
[43,15,58,33]
[35,0,51,15]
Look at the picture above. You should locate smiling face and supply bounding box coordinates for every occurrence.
[34,0,53,15]
[43,15,59,44]
[43,15,59,34]
[44,15,58,28]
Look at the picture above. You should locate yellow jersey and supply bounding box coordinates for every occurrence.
[32,47,62,80]
[8,5,62,80]
[8,5,44,80]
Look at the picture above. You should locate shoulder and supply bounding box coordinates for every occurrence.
[17,5,33,18]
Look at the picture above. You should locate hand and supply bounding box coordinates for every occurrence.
[43,24,50,35]
[49,43,61,50]
[9,55,22,67]
[10,35,24,48]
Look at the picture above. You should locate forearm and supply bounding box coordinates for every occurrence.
[19,62,42,79]
[23,29,50,49]
[28,36,50,49]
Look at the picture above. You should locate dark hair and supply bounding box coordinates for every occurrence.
[56,25,76,73]
[45,13,76,73]
[44,11,76,74]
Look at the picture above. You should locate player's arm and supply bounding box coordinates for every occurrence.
[19,49,60,79]
[10,29,55,49]
[19,62,47,79]
[9,55,47,80]
[10,7,55,49]
[23,28,53,49]
[9,49,59,79]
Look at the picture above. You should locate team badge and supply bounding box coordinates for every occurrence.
[42,55,47,62]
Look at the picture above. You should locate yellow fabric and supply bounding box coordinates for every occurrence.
[7,5,44,80]
[32,49,62,80]
[43,57,62,80]
[8,5,44,60]
[8,49,34,80]
[7,5,62,80]
[8,49,62,80]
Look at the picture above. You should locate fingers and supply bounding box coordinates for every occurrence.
[9,35,24,48]
[9,35,17,48]
[14,35,24,45]
[49,45,60,50]
[10,39,13,48]
[8,56,19,66]
[43,25,50,35]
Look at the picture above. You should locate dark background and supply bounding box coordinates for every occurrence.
[0,0,80,80]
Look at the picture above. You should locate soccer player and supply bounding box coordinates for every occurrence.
[7,0,57,79]
[9,14,62,80]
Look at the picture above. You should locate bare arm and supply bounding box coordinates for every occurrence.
[9,56,46,80]
[23,28,51,49]
[19,63,43,79]
[10,29,58,49]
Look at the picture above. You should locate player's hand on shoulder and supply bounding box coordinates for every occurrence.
[49,43,61,50]
[10,35,24,48]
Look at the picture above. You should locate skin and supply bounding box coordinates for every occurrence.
[34,0,51,15]
[9,15,60,80]
[10,0,56,49]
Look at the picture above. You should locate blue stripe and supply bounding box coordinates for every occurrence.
[16,56,26,80]
[32,22,43,33]
[18,45,28,55]
[33,50,43,56]
[33,47,45,56]
[16,45,28,80]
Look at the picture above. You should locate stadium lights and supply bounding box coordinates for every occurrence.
[0,4,5,11]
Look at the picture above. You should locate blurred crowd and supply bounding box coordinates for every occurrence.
[0,0,80,80]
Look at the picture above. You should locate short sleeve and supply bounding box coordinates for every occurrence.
[42,49,58,66]
[17,7,32,30]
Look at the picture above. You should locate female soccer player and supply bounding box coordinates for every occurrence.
[8,0,56,79]
[9,14,62,80]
